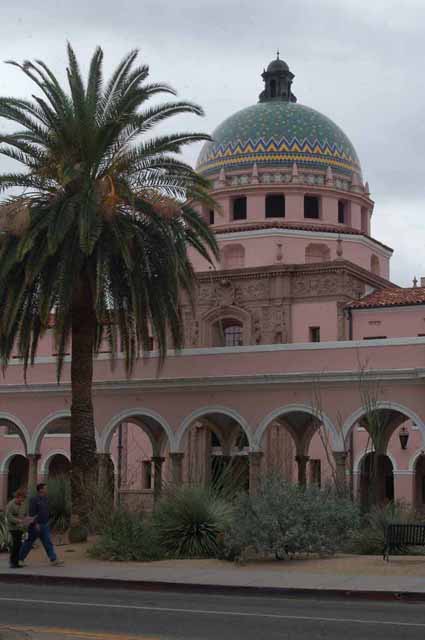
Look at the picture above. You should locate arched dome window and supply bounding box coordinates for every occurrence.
[305,243,331,264]
[371,254,380,275]
[222,244,245,269]
[212,318,243,347]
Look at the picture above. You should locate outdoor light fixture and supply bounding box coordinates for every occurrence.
[399,426,409,450]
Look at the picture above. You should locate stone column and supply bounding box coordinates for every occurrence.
[0,472,8,508]
[27,454,41,494]
[249,451,263,496]
[169,452,184,486]
[295,455,310,487]
[333,452,348,493]
[152,456,165,503]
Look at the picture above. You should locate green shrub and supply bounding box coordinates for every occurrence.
[224,475,360,559]
[350,501,417,555]
[153,485,233,558]
[88,510,162,561]
[0,511,10,552]
[47,476,71,532]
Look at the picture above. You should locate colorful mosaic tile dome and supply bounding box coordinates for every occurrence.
[196,101,362,179]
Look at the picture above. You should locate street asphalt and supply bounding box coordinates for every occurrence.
[0,582,425,639]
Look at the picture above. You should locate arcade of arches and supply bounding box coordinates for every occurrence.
[2,401,425,513]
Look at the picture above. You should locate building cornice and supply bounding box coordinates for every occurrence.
[1,366,424,396]
[212,226,393,256]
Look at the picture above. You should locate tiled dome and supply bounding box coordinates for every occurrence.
[197,100,362,180]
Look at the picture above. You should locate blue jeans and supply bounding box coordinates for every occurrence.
[19,524,57,562]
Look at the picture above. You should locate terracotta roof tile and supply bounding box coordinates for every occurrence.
[347,287,425,309]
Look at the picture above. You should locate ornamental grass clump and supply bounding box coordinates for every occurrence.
[224,474,360,560]
[88,510,162,562]
[47,475,71,533]
[351,501,418,555]
[153,485,233,558]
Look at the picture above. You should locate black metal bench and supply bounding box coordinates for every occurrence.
[383,523,425,560]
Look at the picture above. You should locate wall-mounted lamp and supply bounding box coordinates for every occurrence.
[399,426,409,450]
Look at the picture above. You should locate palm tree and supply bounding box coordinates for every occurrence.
[0,45,218,525]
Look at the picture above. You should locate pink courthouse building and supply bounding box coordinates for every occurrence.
[1,55,425,512]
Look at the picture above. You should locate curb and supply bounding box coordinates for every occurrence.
[0,572,425,603]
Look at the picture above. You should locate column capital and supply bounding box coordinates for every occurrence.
[169,452,184,460]
[27,453,41,461]
[249,450,264,461]
[295,454,310,464]
[151,456,165,464]
[333,451,348,463]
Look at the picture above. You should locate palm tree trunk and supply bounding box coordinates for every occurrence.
[70,290,97,527]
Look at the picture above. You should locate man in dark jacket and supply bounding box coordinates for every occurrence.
[19,483,63,566]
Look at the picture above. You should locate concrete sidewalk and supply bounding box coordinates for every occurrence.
[1,543,425,598]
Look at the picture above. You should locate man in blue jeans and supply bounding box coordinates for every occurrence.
[19,483,63,566]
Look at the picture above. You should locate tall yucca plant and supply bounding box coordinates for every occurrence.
[0,45,218,525]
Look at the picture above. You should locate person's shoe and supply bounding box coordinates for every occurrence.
[50,559,64,566]
[18,561,27,567]
[9,564,22,569]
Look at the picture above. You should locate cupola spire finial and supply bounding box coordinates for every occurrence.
[259,53,297,103]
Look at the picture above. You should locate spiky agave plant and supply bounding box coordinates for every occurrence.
[0,45,218,526]
[153,485,233,558]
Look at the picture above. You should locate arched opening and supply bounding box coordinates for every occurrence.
[103,411,174,511]
[370,254,380,275]
[180,411,250,491]
[7,455,29,501]
[212,318,243,347]
[270,79,276,98]
[305,243,331,264]
[414,454,425,513]
[258,408,336,487]
[222,244,245,269]
[47,454,71,479]
[359,452,394,510]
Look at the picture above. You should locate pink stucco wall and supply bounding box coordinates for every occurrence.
[351,307,425,340]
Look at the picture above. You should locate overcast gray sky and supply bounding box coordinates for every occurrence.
[0,0,424,286]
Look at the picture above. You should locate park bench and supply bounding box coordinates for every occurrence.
[383,523,425,560]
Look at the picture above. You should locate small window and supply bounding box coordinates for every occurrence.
[209,209,215,225]
[363,336,387,340]
[233,197,247,221]
[304,195,320,219]
[309,326,321,342]
[266,194,285,218]
[338,200,346,224]
[224,324,243,346]
[212,318,243,347]
[211,432,221,447]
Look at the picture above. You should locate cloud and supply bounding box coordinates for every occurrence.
[0,0,423,285]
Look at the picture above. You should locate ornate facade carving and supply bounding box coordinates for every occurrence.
[181,263,377,348]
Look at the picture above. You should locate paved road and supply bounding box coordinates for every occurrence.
[0,583,425,639]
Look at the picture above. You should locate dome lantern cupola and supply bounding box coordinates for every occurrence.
[259,51,297,103]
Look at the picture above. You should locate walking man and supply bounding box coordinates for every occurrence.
[19,483,63,566]
[6,488,32,568]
